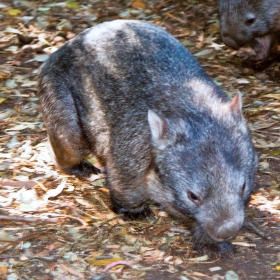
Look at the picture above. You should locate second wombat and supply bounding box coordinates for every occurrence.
[217,0,280,60]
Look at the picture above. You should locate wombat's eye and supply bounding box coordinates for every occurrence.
[187,191,202,206]
[241,183,246,196]
[245,17,256,26]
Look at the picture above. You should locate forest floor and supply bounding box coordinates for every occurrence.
[0,0,279,279]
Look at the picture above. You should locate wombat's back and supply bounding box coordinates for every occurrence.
[38,20,230,176]
[40,20,228,112]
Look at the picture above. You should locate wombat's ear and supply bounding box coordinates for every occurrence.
[148,110,168,149]
[229,91,242,120]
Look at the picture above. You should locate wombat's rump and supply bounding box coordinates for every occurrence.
[38,20,258,250]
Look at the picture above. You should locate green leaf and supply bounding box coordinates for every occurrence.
[66,1,80,8]
[265,149,280,157]
[0,98,7,105]
[7,9,22,16]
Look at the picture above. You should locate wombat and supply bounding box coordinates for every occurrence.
[38,20,258,252]
[217,0,280,60]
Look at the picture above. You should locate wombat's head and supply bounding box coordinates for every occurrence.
[147,92,258,243]
[217,0,275,58]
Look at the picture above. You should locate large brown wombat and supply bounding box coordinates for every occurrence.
[38,20,258,253]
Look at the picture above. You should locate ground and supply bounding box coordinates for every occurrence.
[0,0,279,279]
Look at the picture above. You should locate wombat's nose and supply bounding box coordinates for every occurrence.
[216,221,241,240]
[220,34,243,49]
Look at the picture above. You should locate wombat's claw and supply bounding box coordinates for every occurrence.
[217,242,235,260]
[60,160,101,178]
[81,160,101,175]
[142,205,156,221]
[88,173,106,182]
[68,160,101,178]
[196,241,235,260]
[111,199,155,221]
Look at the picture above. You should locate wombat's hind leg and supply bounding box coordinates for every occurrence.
[48,132,100,178]
[110,195,155,221]
[64,160,101,178]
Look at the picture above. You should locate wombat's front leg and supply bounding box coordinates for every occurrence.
[110,190,155,221]
[200,241,235,260]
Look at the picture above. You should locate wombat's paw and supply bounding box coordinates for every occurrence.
[195,241,235,260]
[122,205,155,221]
[111,198,155,221]
[217,241,235,259]
[66,160,101,178]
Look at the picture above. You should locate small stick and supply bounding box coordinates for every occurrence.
[164,12,187,24]
[0,215,59,223]
[253,130,280,136]
[243,222,268,239]
[44,213,88,227]
[170,227,191,236]
[155,0,173,10]
[103,261,132,272]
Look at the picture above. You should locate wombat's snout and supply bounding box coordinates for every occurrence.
[208,220,243,242]
[220,32,244,49]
